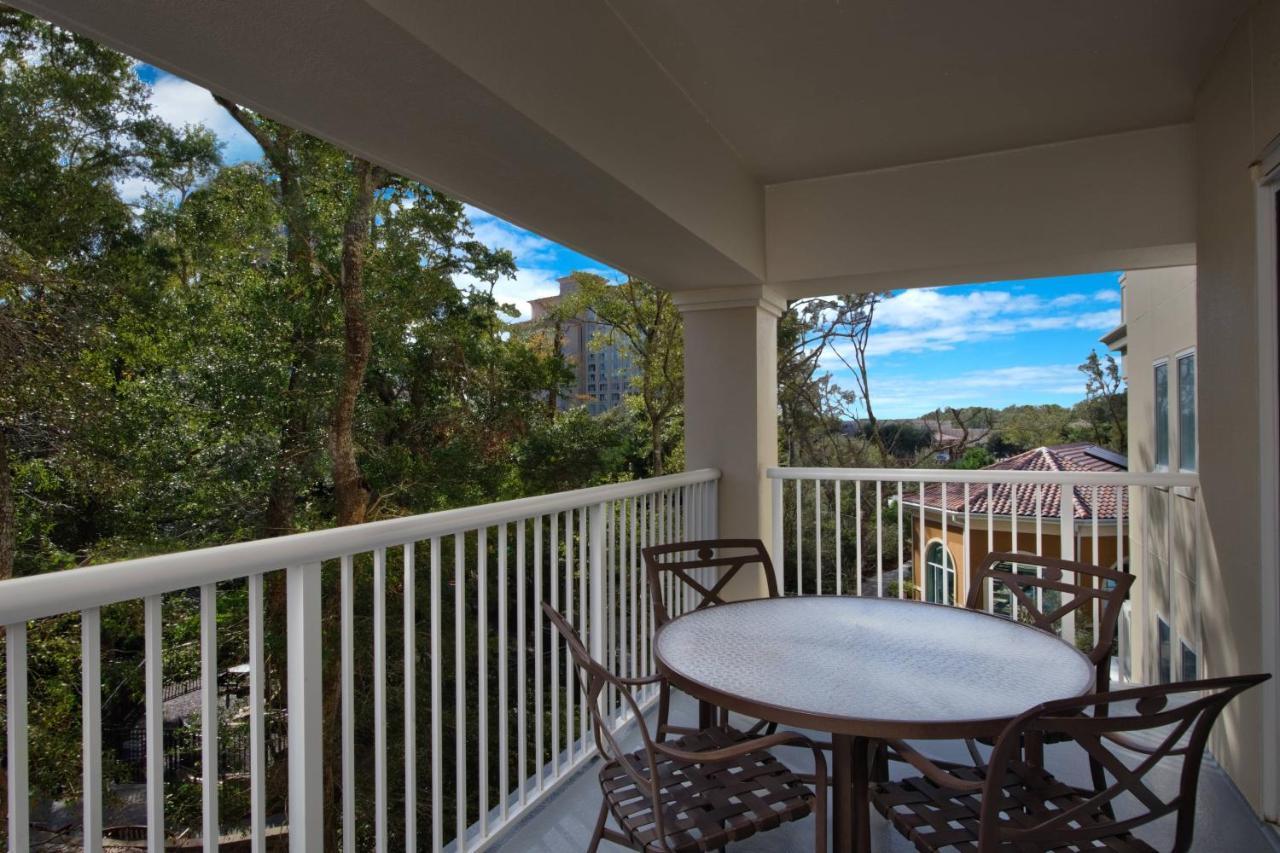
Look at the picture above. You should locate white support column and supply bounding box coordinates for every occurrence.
[287,563,323,852]
[675,285,784,601]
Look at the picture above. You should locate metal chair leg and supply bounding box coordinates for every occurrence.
[587,797,610,853]
[656,682,672,742]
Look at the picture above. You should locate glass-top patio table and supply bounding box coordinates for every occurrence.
[653,595,1095,852]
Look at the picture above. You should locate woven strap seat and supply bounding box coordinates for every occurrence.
[600,725,815,853]
[871,762,1156,853]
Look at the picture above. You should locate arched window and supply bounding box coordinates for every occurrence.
[925,541,955,605]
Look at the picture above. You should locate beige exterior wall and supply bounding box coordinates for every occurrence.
[1191,0,1280,817]
[1113,267,1204,702]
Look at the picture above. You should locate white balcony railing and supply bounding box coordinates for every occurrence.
[0,469,719,853]
[0,462,1202,852]
[768,466,1199,676]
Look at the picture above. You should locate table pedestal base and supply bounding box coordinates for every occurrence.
[832,734,875,853]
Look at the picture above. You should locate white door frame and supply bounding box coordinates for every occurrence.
[1253,136,1280,824]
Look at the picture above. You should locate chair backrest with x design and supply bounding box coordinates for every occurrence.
[642,538,780,628]
[977,674,1269,853]
[967,551,1133,679]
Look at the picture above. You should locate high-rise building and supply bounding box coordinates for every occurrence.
[527,276,641,415]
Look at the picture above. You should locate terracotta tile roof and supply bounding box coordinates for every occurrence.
[907,443,1129,522]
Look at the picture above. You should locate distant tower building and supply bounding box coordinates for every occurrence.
[528,275,641,415]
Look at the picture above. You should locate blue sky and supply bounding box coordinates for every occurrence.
[129,66,1122,419]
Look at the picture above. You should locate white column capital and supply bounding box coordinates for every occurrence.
[669,284,787,318]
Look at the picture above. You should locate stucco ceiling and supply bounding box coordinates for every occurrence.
[601,0,1251,182]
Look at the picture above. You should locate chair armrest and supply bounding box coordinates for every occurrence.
[885,739,984,793]
[653,730,823,767]
[614,673,665,687]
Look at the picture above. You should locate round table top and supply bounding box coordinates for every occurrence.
[653,595,1095,739]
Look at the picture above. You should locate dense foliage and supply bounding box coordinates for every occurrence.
[0,9,661,844]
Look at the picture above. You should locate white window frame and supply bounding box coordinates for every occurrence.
[923,538,956,606]
[1174,347,1198,474]
[1153,358,1171,471]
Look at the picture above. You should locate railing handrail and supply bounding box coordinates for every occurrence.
[767,466,1199,488]
[0,468,720,626]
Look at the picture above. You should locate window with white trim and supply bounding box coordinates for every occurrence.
[1154,361,1169,469]
[925,541,955,605]
[1177,351,1197,472]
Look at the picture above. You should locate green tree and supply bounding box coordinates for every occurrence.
[569,273,683,475]
[955,446,996,469]
[777,293,893,467]
[1078,349,1127,453]
[988,404,1074,454]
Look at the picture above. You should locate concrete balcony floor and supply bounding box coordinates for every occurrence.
[495,692,1280,853]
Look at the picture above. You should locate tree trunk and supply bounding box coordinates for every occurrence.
[0,428,14,581]
[215,97,322,538]
[548,319,563,415]
[330,160,379,527]
[321,160,381,848]
[651,419,664,477]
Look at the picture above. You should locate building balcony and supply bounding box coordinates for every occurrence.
[1,464,1271,851]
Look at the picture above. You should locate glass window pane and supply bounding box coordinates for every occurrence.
[1154,362,1169,467]
[926,543,954,605]
[1157,618,1171,684]
[1178,354,1197,471]
[1180,640,1198,680]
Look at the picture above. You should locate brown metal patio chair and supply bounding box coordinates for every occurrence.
[542,602,827,853]
[642,539,781,741]
[960,552,1135,775]
[967,551,1135,696]
[880,551,1138,791]
[870,673,1269,853]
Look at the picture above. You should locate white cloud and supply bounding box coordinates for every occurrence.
[864,287,1119,357]
[117,69,264,203]
[464,205,562,267]
[848,364,1087,418]
[461,205,622,320]
[456,267,563,322]
[146,72,260,160]
[1094,289,1121,302]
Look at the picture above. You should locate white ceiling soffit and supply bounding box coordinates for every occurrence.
[12,0,764,289]
[603,0,1251,183]
[767,124,1198,298]
[333,0,1235,293]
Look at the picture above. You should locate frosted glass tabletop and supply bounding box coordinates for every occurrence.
[653,596,1095,738]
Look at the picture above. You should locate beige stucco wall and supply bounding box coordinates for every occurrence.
[1191,0,1280,815]
[1116,267,1203,698]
